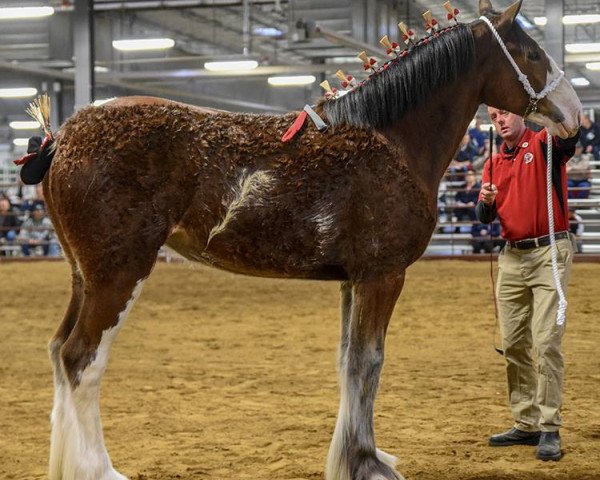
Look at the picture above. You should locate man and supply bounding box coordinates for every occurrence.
[0,194,19,255]
[580,113,600,160]
[566,141,592,199]
[477,107,579,462]
[19,203,53,256]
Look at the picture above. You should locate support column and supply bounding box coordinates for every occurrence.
[74,0,95,110]
[544,0,564,69]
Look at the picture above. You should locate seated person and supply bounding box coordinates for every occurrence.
[566,142,592,199]
[453,170,480,223]
[0,193,20,254]
[447,134,478,180]
[18,204,53,256]
[471,221,504,254]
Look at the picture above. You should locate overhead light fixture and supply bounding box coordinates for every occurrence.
[0,87,38,98]
[0,6,54,20]
[563,14,600,25]
[566,43,600,54]
[570,77,590,87]
[13,138,30,147]
[268,75,316,86]
[534,14,600,26]
[253,26,283,37]
[479,123,495,132]
[586,62,600,71]
[204,60,258,72]
[112,38,175,52]
[9,120,40,130]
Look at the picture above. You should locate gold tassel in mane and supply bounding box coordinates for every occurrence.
[26,93,52,137]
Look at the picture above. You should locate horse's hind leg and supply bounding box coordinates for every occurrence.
[326,273,406,480]
[50,261,152,480]
[48,265,84,479]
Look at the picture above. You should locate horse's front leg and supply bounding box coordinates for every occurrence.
[327,273,405,480]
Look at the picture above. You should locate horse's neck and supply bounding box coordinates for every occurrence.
[378,74,482,196]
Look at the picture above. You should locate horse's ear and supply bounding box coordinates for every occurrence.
[497,0,522,30]
[479,0,494,16]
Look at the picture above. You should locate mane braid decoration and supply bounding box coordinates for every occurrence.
[322,23,474,130]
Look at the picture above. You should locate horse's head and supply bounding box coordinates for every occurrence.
[475,0,581,138]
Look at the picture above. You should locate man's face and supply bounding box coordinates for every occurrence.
[0,199,9,212]
[488,107,525,143]
[33,209,44,220]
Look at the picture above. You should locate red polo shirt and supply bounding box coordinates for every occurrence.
[479,128,575,242]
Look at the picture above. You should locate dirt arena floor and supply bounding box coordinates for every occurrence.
[1,260,599,480]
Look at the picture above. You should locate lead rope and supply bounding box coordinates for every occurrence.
[480,14,568,327]
[546,132,568,325]
[488,128,503,355]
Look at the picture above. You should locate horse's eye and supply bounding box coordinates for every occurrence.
[527,51,541,61]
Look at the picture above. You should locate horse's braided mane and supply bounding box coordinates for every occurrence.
[321,23,475,129]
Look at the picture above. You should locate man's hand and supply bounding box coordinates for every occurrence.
[481,182,498,205]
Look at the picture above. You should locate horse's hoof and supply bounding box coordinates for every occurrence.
[354,455,404,480]
[99,469,128,480]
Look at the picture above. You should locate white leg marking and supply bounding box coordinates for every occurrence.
[326,373,352,480]
[53,279,145,480]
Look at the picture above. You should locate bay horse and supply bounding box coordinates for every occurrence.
[41,1,581,479]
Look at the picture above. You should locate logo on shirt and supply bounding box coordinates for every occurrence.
[524,152,534,164]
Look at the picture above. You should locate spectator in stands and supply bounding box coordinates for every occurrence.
[454,170,480,225]
[580,114,600,160]
[20,183,45,214]
[449,133,478,175]
[568,208,584,253]
[477,107,578,461]
[566,142,592,199]
[471,221,504,254]
[0,193,19,255]
[469,115,487,156]
[19,203,53,256]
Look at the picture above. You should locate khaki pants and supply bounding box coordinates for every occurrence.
[496,236,574,432]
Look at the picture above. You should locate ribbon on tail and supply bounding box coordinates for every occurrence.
[281,105,328,143]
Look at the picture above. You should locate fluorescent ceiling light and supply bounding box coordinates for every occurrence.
[0,6,54,20]
[563,14,600,25]
[268,75,316,86]
[571,77,590,87]
[586,62,600,71]
[204,60,258,72]
[479,123,495,132]
[112,38,175,51]
[253,26,282,37]
[13,138,30,147]
[9,120,40,130]
[566,43,600,54]
[0,87,38,98]
[93,98,116,106]
[534,14,600,26]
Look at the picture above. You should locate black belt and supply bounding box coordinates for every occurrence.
[509,231,569,250]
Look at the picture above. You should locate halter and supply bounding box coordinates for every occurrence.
[479,15,564,118]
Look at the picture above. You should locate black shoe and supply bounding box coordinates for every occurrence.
[489,427,541,447]
[536,431,562,461]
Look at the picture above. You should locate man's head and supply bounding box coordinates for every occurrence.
[465,170,476,184]
[0,197,10,213]
[32,204,45,220]
[581,114,592,129]
[488,107,526,148]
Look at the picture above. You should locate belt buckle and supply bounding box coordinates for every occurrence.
[534,237,539,248]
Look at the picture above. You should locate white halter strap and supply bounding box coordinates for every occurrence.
[479,16,564,108]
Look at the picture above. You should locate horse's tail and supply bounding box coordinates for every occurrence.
[18,135,56,185]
